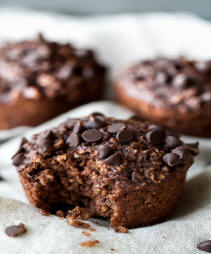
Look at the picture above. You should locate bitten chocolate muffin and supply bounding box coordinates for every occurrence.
[12,113,198,228]
[0,34,106,129]
[115,57,211,137]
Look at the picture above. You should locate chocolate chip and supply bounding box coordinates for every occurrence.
[108,123,125,133]
[155,71,170,85]
[129,115,141,121]
[38,138,52,154]
[197,240,211,253]
[74,49,93,58]
[0,175,4,181]
[12,152,25,167]
[172,74,195,88]
[84,117,104,129]
[146,130,165,145]
[186,142,199,155]
[163,153,180,167]
[116,129,133,144]
[201,92,211,102]
[37,130,54,154]
[83,67,94,79]
[172,147,190,161]
[91,112,105,118]
[82,129,102,143]
[148,124,163,132]
[164,136,181,149]
[67,133,80,147]
[5,224,27,237]
[98,145,111,159]
[104,152,121,166]
[73,121,83,134]
[195,61,211,73]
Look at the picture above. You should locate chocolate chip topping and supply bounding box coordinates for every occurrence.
[146,130,165,145]
[5,224,27,237]
[116,129,133,144]
[12,114,198,184]
[98,145,111,159]
[0,34,106,102]
[104,152,121,166]
[37,130,54,154]
[84,117,104,129]
[148,124,163,132]
[164,136,181,149]
[12,151,25,167]
[197,240,211,253]
[82,129,102,143]
[73,121,83,134]
[186,142,199,155]
[119,57,211,113]
[172,147,190,161]
[108,123,125,133]
[163,153,180,167]
[67,134,80,147]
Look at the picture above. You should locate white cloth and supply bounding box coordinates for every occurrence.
[0,9,211,254]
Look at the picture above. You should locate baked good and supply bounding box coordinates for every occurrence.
[115,57,211,137]
[12,113,198,228]
[0,34,106,129]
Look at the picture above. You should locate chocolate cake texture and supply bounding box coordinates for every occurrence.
[12,113,198,228]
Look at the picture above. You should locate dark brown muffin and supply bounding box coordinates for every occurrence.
[115,57,211,137]
[12,113,198,228]
[0,34,106,129]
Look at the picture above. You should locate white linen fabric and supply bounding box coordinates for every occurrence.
[0,9,210,254]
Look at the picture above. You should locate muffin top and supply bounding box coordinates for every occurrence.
[117,57,211,115]
[12,113,198,185]
[0,34,105,103]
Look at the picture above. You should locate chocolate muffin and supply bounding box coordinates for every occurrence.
[12,113,198,228]
[0,34,106,129]
[115,57,211,137]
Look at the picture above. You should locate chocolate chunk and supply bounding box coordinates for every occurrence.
[67,133,80,147]
[98,145,111,159]
[186,142,199,155]
[84,117,104,129]
[0,175,4,181]
[5,224,27,237]
[116,129,133,144]
[12,152,25,167]
[197,240,211,253]
[163,153,180,167]
[172,147,190,161]
[73,121,83,134]
[108,123,125,133]
[148,124,163,132]
[146,130,165,145]
[104,152,121,166]
[82,129,102,143]
[164,136,181,149]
